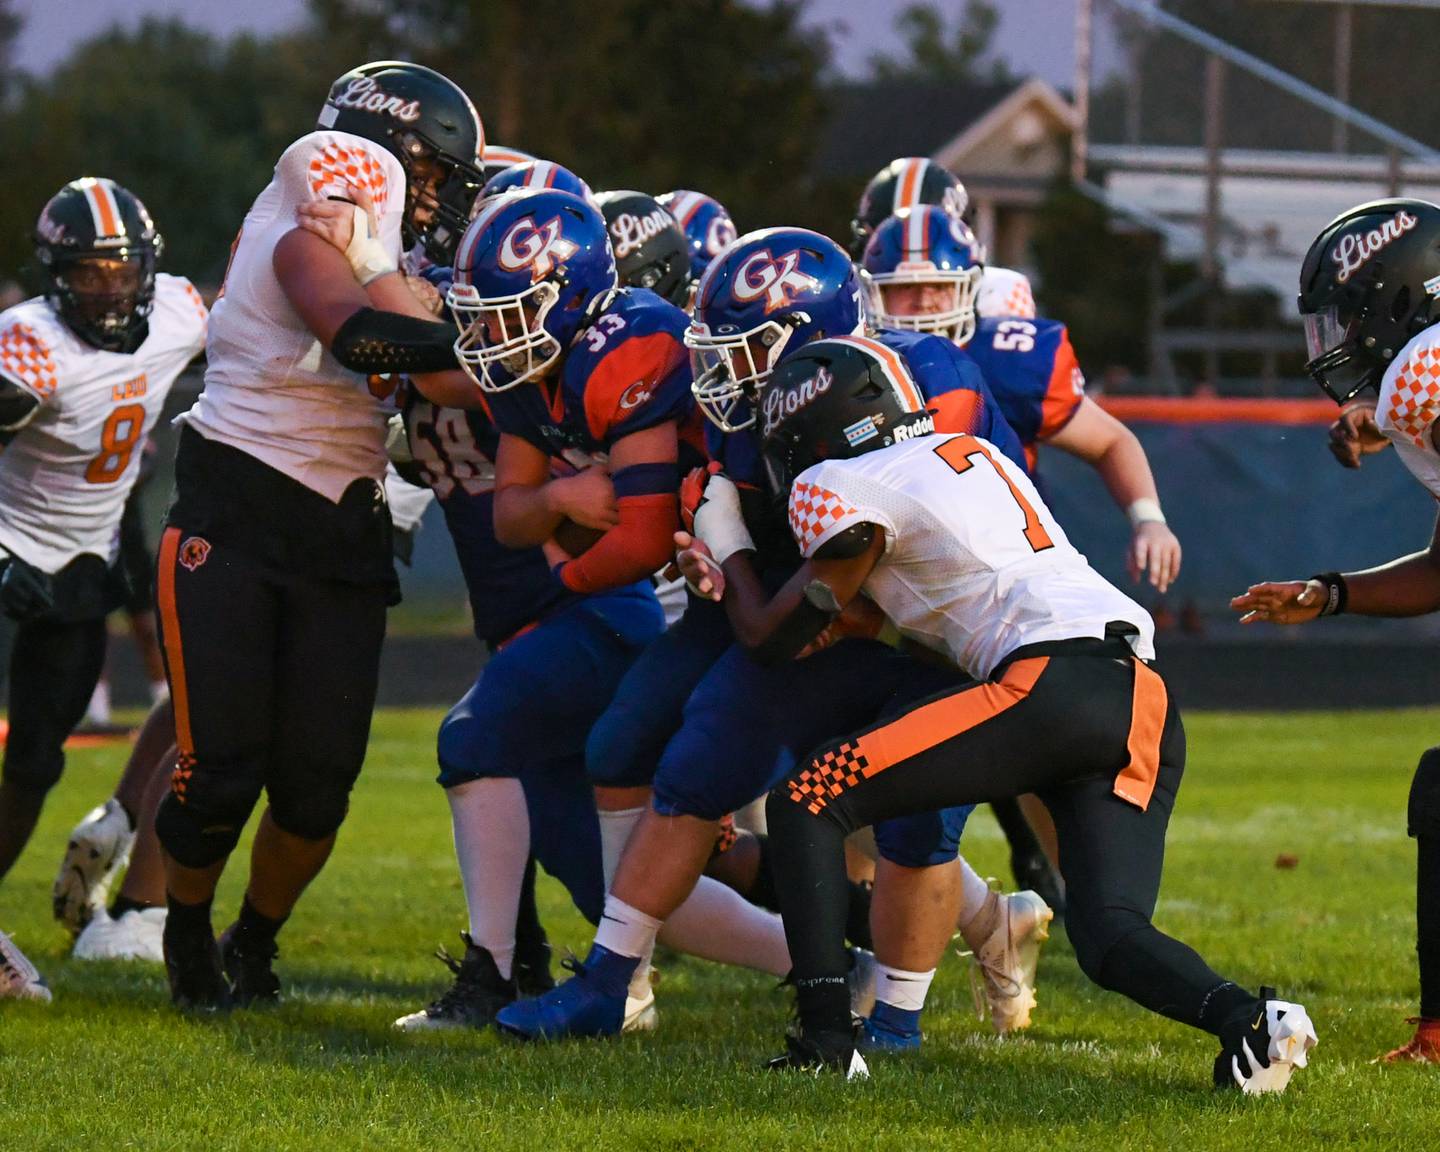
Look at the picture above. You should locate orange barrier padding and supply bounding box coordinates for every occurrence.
[1097,396,1338,425]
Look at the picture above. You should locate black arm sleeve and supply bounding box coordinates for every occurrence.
[0,377,41,442]
[330,307,461,375]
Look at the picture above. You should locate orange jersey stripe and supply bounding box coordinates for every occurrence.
[1038,328,1084,439]
[156,527,195,759]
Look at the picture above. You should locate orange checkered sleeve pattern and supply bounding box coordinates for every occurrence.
[307,141,392,214]
[1385,345,1440,446]
[788,479,862,556]
[0,321,58,400]
[787,739,872,815]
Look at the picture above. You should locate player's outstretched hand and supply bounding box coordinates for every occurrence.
[548,467,618,531]
[1230,580,1325,625]
[1129,521,1181,593]
[1328,400,1389,469]
[674,531,724,601]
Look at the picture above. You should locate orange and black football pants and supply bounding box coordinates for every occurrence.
[152,528,388,869]
[766,633,1259,1038]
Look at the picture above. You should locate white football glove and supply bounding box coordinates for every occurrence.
[691,473,754,566]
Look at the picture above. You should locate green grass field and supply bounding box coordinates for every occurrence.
[1,707,1437,1151]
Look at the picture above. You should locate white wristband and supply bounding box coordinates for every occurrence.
[692,474,755,566]
[344,205,397,286]
[1127,498,1166,527]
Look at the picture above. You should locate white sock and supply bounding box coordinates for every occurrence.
[86,679,111,726]
[598,806,645,889]
[957,856,994,933]
[149,679,170,705]
[594,895,662,960]
[875,964,935,1012]
[657,876,791,977]
[447,776,530,980]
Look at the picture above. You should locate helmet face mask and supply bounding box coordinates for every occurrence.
[687,318,798,433]
[450,279,563,392]
[870,269,980,344]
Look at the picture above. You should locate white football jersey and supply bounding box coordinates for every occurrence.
[182,130,406,502]
[1375,324,1440,498]
[0,275,207,573]
[975,266,1036,320]
[789,432,1154,680]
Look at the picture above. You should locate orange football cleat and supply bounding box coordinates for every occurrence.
[1378,1018,1440,1064]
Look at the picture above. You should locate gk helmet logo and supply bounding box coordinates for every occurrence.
[498,215,580,282]
[705,215,738,257]
[732,249,821,314]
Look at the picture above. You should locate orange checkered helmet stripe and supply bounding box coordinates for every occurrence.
[81,179,126,242]
[1385,345,1440,445]
[828,333,926,413]
[893,158,928,215]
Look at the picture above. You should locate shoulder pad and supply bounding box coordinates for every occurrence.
[812,521,877,560]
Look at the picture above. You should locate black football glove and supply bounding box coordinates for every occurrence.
[0,555,55,622]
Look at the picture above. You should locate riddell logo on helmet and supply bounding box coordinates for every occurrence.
[610,210,673,259]
[761,365,833,438]
[331,76,422,123]
[498,216,579,281]
[1332,209,1419,283]
[733,250,821,314]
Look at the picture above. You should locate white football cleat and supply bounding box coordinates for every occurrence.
[0,929,52,1003]
[961,889,1053,1033]
[622,984,659,1033]
[1223,993,1318,1095]
[53,798,134,934]
[72,907,166,963]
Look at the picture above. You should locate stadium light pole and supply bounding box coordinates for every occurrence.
[1073,0,1092,184]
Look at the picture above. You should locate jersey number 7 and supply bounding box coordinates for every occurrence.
[933,434,1053,552]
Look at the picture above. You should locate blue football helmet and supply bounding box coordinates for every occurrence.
[687,227,865,432]
[656,190,738,284]
[862,207,983,345]
[448,188,617,392]
[480,159,594,205]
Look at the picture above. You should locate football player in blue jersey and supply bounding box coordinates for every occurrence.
[445,188,801,995]
[496,227,1049,1045]
[863,207,1182,595]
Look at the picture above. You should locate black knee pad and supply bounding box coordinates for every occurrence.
[268,782,353,842]
[1,748,63,796]
[154,760,263,868]
[1409,747,1440,839]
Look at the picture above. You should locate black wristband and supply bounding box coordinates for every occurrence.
[1311,571,1349,616]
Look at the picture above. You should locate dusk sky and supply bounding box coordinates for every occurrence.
[13,0,1123,85]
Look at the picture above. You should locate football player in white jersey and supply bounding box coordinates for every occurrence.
[1236,198,1440,1065]
[152,61,485,1011]
[677,338,1316,1089]
[0,178,206,917]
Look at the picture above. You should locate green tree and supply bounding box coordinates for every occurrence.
[867,1,1012,86]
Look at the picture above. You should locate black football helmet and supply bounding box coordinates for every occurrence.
[1298,198,1440,404]
[593,190,691,306]
[759,335,935,506]
[850,157,969,259]
[33,177,162,353]
[320,61,485,264]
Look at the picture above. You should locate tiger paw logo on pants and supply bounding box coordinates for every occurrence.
[178,536,211,571]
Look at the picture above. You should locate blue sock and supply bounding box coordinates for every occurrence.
[582,943,640,998]
[870,999,922,1037]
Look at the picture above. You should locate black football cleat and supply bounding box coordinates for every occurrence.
[513,927,556,998]
[393,934,518,1031]
[218,923,281,1007]
[766,1019,869,1080]
[163,917,231,1013]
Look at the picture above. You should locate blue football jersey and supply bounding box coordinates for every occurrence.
[488,287,700,463]
[964,317,1085,471]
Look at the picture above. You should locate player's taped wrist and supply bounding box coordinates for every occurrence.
[1311,571,1348,616]
[344,205,397,285]
[1127,497,1167,527]
[692,473,754,566]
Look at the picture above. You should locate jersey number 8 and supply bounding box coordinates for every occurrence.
[85,403,145,485]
